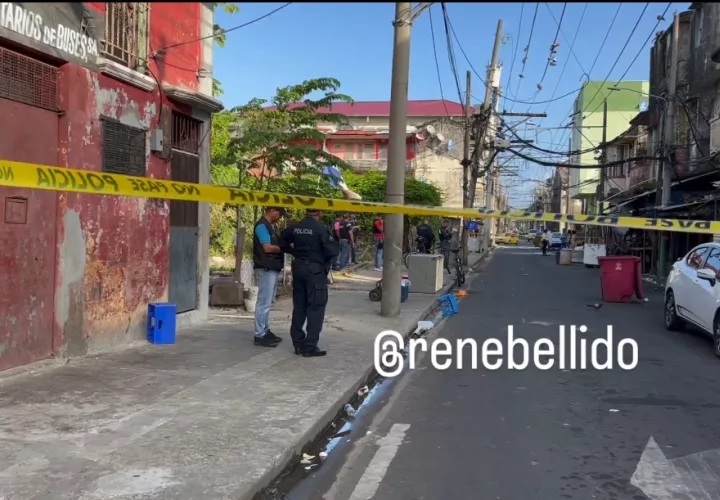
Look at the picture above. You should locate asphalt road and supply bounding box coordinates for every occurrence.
[286,243,720,500]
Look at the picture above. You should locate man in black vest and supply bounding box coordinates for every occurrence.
[252,207,287,348]
[281,209,339,357]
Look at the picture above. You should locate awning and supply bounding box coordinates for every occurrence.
[604,168,719,204]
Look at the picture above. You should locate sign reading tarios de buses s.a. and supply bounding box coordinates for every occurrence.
[0,2,103,66]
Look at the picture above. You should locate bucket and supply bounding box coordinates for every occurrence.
[401,279,410,303]
[244,298,257,313]
[246,286,259,301]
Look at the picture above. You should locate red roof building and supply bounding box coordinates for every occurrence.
[269,99,464,117]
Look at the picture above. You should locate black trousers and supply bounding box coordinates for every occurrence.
[290,261,329,350]
[541,240,548,255]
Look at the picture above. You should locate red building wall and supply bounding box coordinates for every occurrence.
[0,2,207,370]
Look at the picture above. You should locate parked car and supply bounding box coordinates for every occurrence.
[527,230,538,241]
[549,232,563,249]
[496,233,519,245]
[665,243,720,357]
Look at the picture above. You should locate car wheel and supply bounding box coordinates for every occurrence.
[713,314,720,359]
[664,291,684,331]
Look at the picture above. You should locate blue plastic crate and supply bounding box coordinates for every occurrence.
[147,303,177,344]
[438,294,459,317]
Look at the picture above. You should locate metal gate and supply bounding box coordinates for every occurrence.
[169,150,199,313]
[0,47,60,371]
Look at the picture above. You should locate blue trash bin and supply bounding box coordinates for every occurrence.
[401,278,410,303]
[147,303,177,344]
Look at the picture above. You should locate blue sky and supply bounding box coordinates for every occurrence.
[213,2,685,208]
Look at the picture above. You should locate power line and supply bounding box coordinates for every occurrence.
[428,6,451,117]
[581,2,650,115]
[540,3,587,155]
[516,4,540,98]
[538,3,566,85]
[585,2,672,117]
[551,3,623,152]
[441,3,466,115]
[158,3,292,52]
[504,4,525,107]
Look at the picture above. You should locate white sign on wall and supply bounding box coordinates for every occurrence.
[0,2,100,63]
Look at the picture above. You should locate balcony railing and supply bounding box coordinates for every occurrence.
[345,159,414,173]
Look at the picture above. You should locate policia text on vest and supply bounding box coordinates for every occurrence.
[281,211,339,358]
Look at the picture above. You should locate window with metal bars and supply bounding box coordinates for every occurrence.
[171,112,202,153]
[101,117,147,176]
[0,46,59,111]
[102,2,148,71]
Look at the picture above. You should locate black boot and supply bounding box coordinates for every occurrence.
[302,346,327,357]
[265,330,283,343]
[254,336,279,348]
[294,345,304,355]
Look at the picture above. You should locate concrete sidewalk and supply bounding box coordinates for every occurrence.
[0,253,484,500]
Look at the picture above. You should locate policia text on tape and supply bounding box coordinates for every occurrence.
[0,159,717,235]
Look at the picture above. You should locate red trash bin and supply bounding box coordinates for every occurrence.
[597,256,641,303]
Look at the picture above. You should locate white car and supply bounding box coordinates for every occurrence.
[665,242,720,357]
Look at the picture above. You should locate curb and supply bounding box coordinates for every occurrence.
[245,249,491,500]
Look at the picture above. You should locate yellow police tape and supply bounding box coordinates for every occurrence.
[0,158,717,235]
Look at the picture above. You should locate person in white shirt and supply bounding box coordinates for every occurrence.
[541,228,550,255]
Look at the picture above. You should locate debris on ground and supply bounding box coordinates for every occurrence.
[344,404,357,418]
[302,453,315,461]
[357,385,369,397]
[319,451,328,459]
[412,320,435,337]
[587,303,603,309]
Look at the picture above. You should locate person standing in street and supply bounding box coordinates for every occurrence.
[281,209,339,357]
[541,228,550,256]
[438,219,452,273]
[350,215,360,264]
[416,218,435,253]
[337,214,354,269]
[252,207,287,348]
[372,216,384,271]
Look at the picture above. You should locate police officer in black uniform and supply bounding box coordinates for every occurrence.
[281,209,339,357]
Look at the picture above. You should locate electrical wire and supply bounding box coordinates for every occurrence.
[428,6,451,117]
[504,3,525,106]
[550,3,624,153]
[581,3,650,115]
[157,3,292,52]
[440,3,466,115]
[538,3,566,85]
[537,3,587,154]
[505,146,663,170]
[585,2,672,117]
[516,4,540,98]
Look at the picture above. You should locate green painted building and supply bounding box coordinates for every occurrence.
[568,81,649,209]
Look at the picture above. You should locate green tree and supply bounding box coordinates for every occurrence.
[344,171,444,254]
[209,78,356,275]
[211,3,240,97]
[229,77,354,188]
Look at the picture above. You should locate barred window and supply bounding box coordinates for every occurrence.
[103,2,148,71]
[101,117,147,176]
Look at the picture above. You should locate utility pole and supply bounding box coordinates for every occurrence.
[480,19,503,253]
[598,99,608,214]
[565,137,571,231]
[461,70,472,266]
[381,2,412,318]
[658,10,679,278]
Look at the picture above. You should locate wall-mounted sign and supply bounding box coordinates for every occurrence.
[0,2,104,69]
